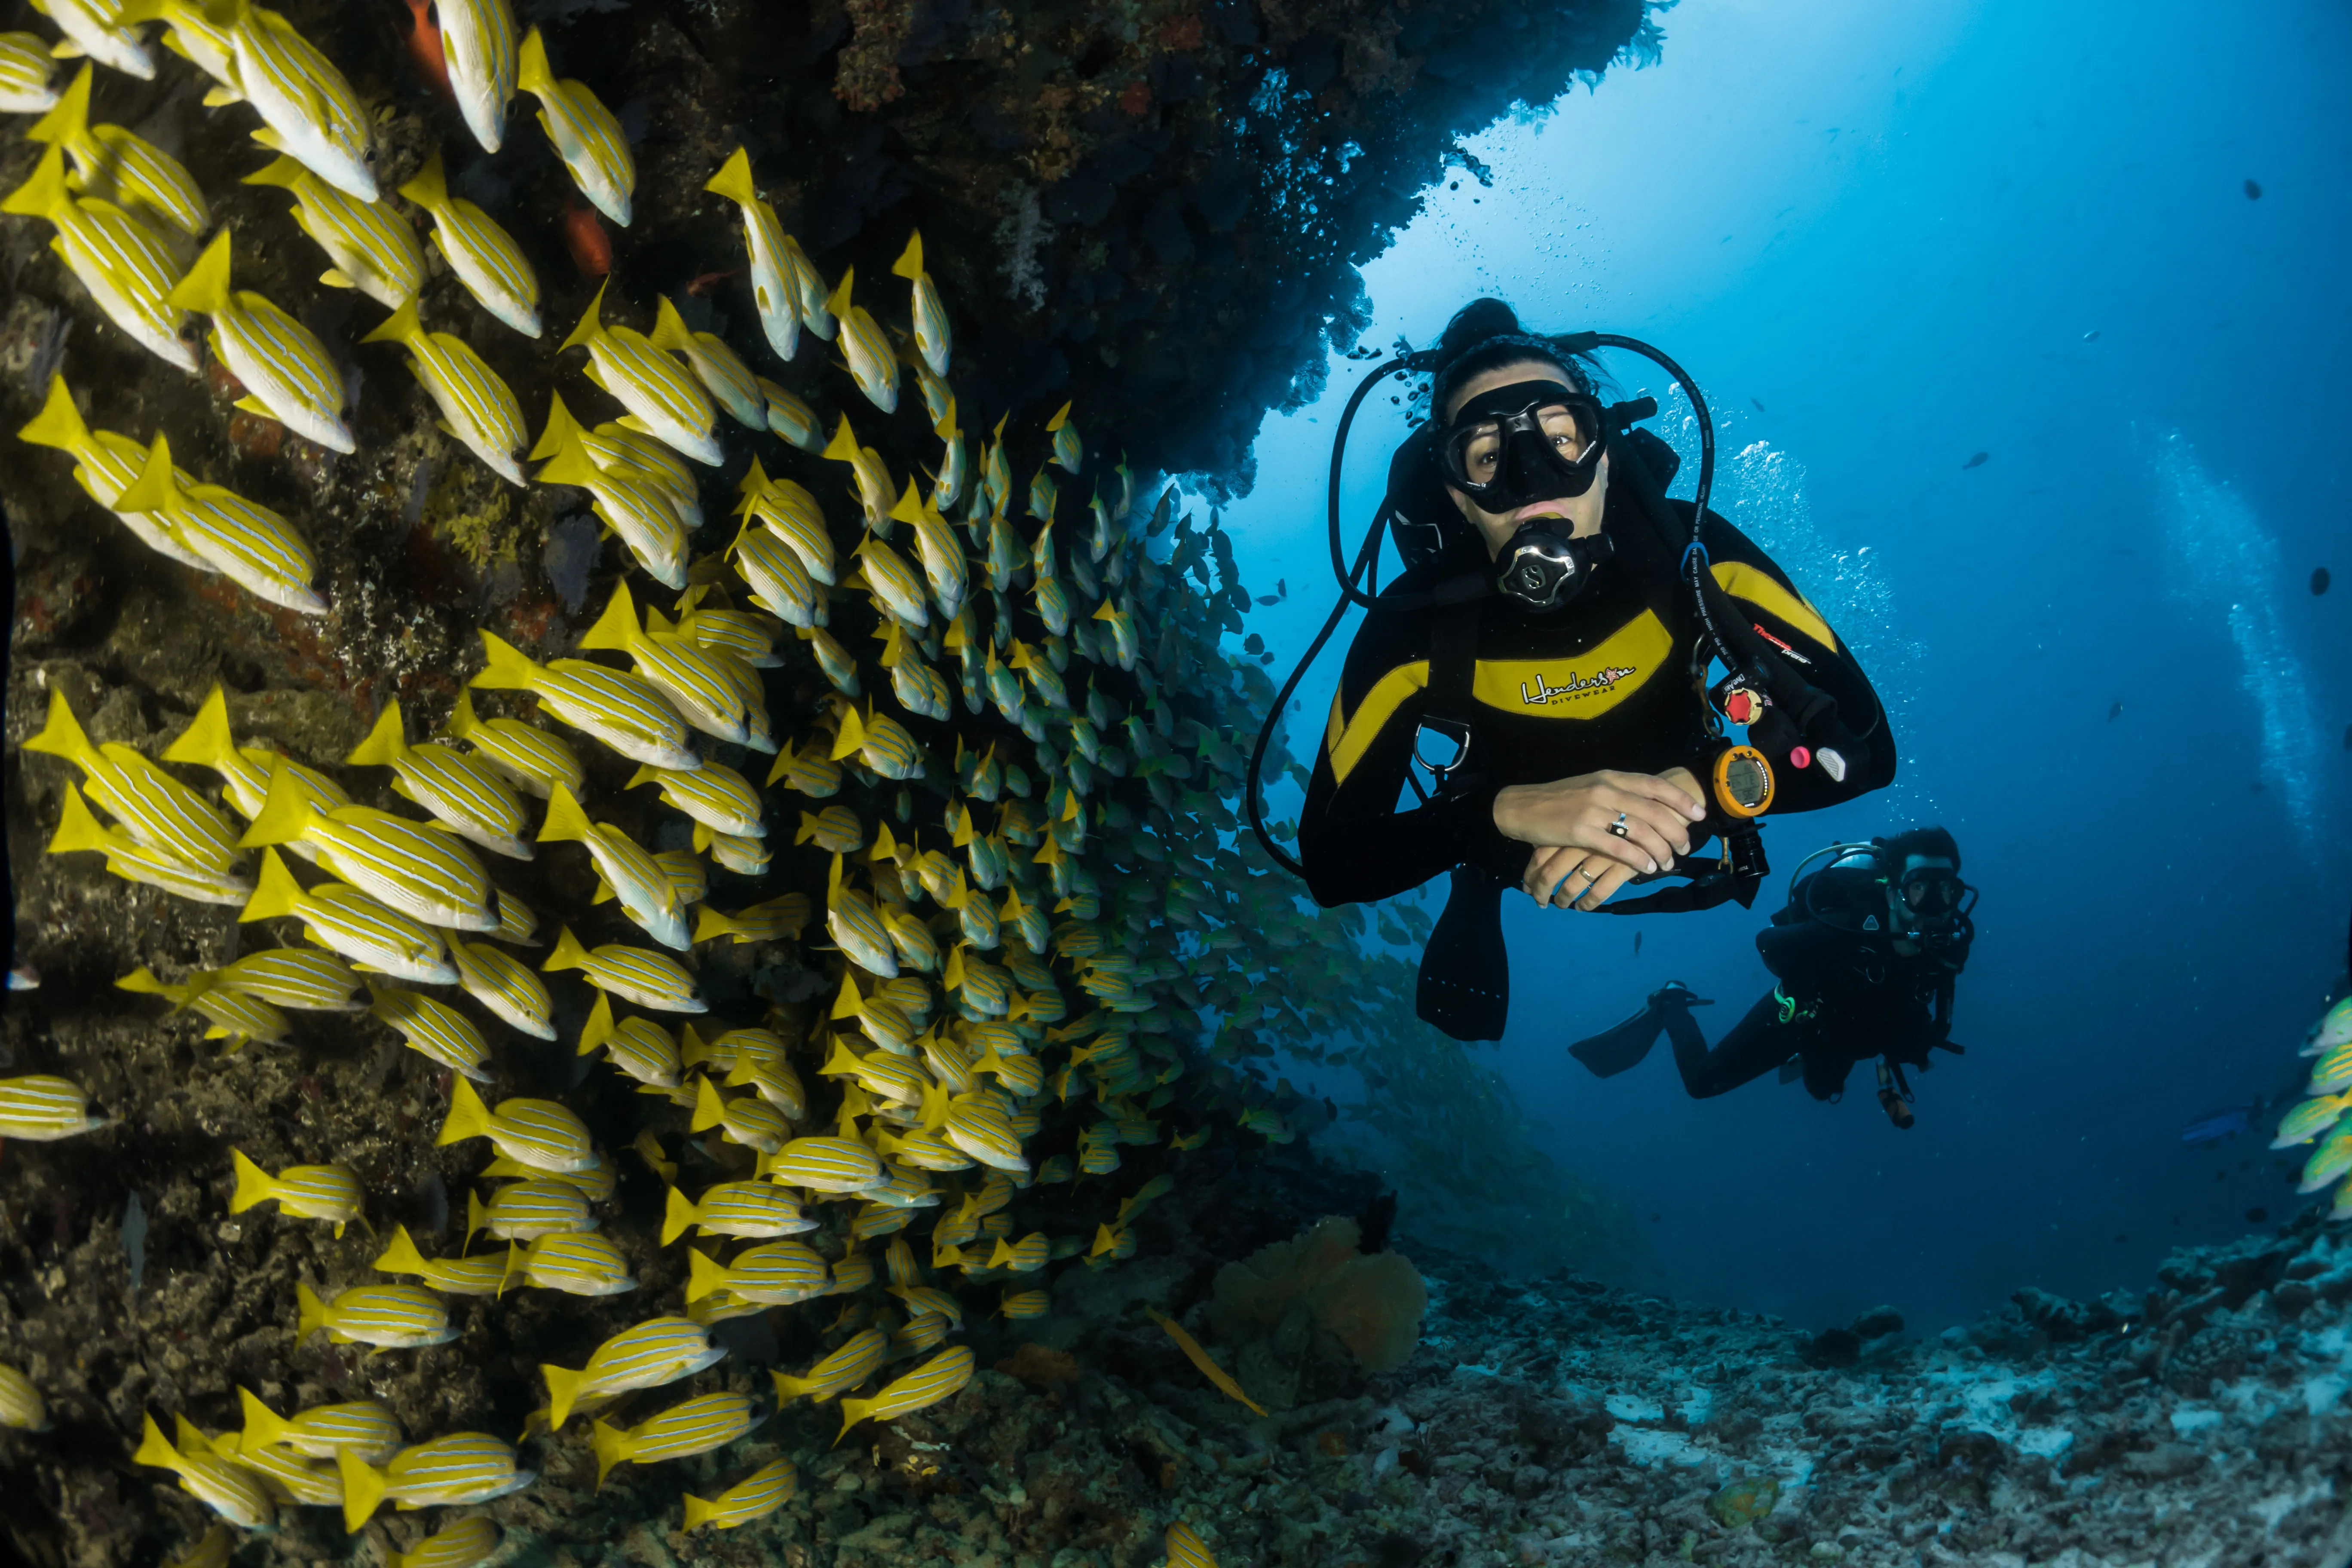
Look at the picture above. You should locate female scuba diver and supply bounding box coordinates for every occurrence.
[1567,828,1976,1129]
[1288,300,1897,1041]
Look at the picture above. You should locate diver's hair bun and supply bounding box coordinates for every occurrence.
[1436,298,1525,362]
[1427,297,1595,419]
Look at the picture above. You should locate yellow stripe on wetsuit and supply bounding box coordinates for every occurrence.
[1711,561,1838,653]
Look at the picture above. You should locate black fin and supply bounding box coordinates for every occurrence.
[1568,997,1666,1078]
[1416,865,1508,1042]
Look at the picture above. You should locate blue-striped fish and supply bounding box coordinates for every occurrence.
[360,298,525,484]
[683,1456,796,1531]
[546,926,704,1012]
[484,1155,613,1204]
[732,525,822,628]
[703,147,800,360]
[166,230,354,453]
[577,991,680,1088]
[674,586,783,666]
[652,295,761,428]
[661,1182,810,1244]
[505,1230,635,1296]
[541,1316,725,1430]
[113,433,325,612]
[760,1133,887,1194]
[822,1038,925,1107]
[650,847,708,909]
[889,231,949,378]
[627,760,761,839]
[24,688,242,871]
[688,1076,786,1154]
[214,946,361,1011]
[695,823,772,876]
[529,418,688,588]
[389,1517,498,1568]
[836,1344,974,1442]
[473,631,700,772]
[1093,597,1140,668]
[799,625,861,697]
[466,1179,591,1243]
[1166,1522,1220,1568]
[557,279,721,464]
[766,739,842,796]
[229,1148,360,1233]
[998,1288,1049,1319]
[371,1225,510,1296]
[450,939,553,1039]
[116,967,290,1048]
[516,26,629,223]
[396,150,537,334]
[693,895,809,946]
[1044,400,1084,474]
[885,482,967,622]
[797,804,863,854]
[821,415,896,531]
[227,1442,341,1509]
[48,783,252,905]
[1,32,60,111]
[685,1240,828,1306]
[823,266,897,413]
[579,581,757,744]
[0,1074,108,1141]
[30,64,205,235]
[345,701,531,858]
[531,393,704,535]
[208,0,374,198]
[233,1388,401,1463]
[824,858,898,978]
[3,146,193,370]
[760,377,823,449]
[239,763,496,931]
[15,374,208,566]
[831,702,925,781]
[591,1392,759,1485]
[241,850,455,983]
[111,0,232,95]
[367,982,491,1079]
[720,1036,807,1116]
[434,0,515,153]
[436,1076,599,1173]
[444,691,582,802]
[736,456,837,582]
[134,1415,275,1529]
[853,532,929,629]
[297,1281,454,1349]
[336,1433,536,1533]
[163,685,349,829]
[30,0,153,79]
[771,1326,885,1405]
[242,154,423,308]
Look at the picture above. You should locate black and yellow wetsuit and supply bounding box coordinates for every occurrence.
[1298,491,1896,908]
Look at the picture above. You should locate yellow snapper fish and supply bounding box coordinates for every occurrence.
[166,230,353,453]
[652,295,762,429]
[233,1389,401,1463]
[695,823,771,876]
[798,623,860,696]
[336,1433,536,1532]
[1046,400,1084,474]
[29,64,204,235]
[685,1241,829,1307]
[825,855,899,977]
[2305,996,2352,1057]
[486,1155,612,1203]
[0,32,59,114]
[229,1148,361,1234]
[297,1281,455,1349]
[796,803,863,854]
[591,1392,760,1485]
[23,686,242,872]
[15,374,208,567]
[689,1077,788,1155]
[368,980,492,1081]
[203,0,375,198]
[557,279,720,464]
[516,26,630,223]
[1,144,193,372]
[853,531,930,629]
[437,1076,600,1173]
[241,153,423,308]
[731,523,823,629]
[530,419,686,589]
[835,1345,974,1443]
[504,1230,636,1296]
[824,266,897,414]
[345,700,531,858]
[242,849,456,985]
[433,0,516,153]
[537,784,690,950]
[49,783,252,905]
[116,968,284,1055]
[466,1179,592,1243]
[662,1181,812,1243]
[890,230,949,378]
[115,434,325,612]
[445,689,584,799]
[760,376,823,450]
[736,456,838,582]
[822,415,897,531]
[576,991,680,1088]
[890,484,968,623]
[695,894,809,945]
[545,926,705,1013]
[396,150,539,335]
[133,1415,275,1530]
[387,1517,498,1568]
[831,701,924,781]
[929,398,968,511]
[212,945,362,1011]
[451,938,554,1039]
[758,1131,886,1194]
[702,147,799,360]
[29,0,153,80]
[473,630,700,772]
[579,581,758,745]
[163,684,349,827]
[541,1316,726,1430]
[238,763,497,931]
[766,738,842,796]
[371,1225,511,1296]
[770,1327,885,1406]
[360,299,526,484]
[1166,1522,1220,1568]
[720,1033,808,1114]
[110,0,233,95]
[671,587,780,671]
[0,1073,108,1141]
[632,759,763,838]
[683,1457,796,1531]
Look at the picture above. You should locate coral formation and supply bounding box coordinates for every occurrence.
[1210,1216,1429,1390]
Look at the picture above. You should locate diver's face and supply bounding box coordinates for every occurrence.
[1442,359,1610,559]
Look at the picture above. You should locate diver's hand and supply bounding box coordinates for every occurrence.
[1494,769,1706,909]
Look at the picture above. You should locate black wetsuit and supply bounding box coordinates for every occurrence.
[1664,863,1969,1101]
[1298,489,1896,908]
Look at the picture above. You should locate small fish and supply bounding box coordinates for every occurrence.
[346,701,531,857]
[546,926,705,1013]
[759,377,823,450]
[436,1076,600,1173]
[516,26,631,224]
[390,1517,498,1568]
[33,0,154,80]
[114,434,325,613]
[447,939,553,1039]
[556,280,722,465]
[163,684,351,826]
[650,847,709,908]
[49,783,253,905]
[207,0,374,197]
[855,532,931,629]
[652,295,762,429]
[832,703,925,781]
[835,1344,974,1443]
[160,1528,234,1568]
[685,1240,830,1307]
[241,849,455,985]
[364,981,491,1079]
[133,1415,276,1529]
[736,456,838,583]
[24,687,243,872]
[230,1148,361,1234]
[695,824,772,876]
[1960,450,1989,470]
[233,1388,401,1462]
[116,965,288,1045]
[2310,1038,2352,1096]
[2271,1093,2352,1148]
[467,1178,592,1243]
[890,230,949,379]
[433,0,516,153]
[167,229,354,453]
[2245,177,2262,200]
[371,1225,510,1295]
[948,1097,1029,1174]
[473,631,701,772]
[530,417,687,590]
[30,64,206,236]
[821,415,898,532]
[561,198,609,277]
[733,527,823,628]
[770,1327,886,1406]
[689,1076,788,1154]
[507,1230,636,1296]
[2299,1123,2352,1194]
[800,625,862,696]
[1167,1522,1220,1568]
[15,374,208,566]
[683,1457,797,1531]
[662,1181,811,1243]
[2306,998,2352,1057]
[531,789,683,954]
[297,1281,455,1349]
[360,298,526,484]
[541,1317,726,1430]
[591,1391,760,1485]
[766,739,843,798]
[2,144,193,372]
[0,1074,108,1141]
[213,946,361,1011]
[242,153,424,309]
[336,1433,536,1532]
[577,991,681,1088]
[484,1155,613,1204]
[578,581,757,745]
[1149,1308,1265,1415]
[397,150,540,336]
[720,1035,808,1115]
[758,1131,886,1193]
[618,766,760,846]
[1045,401,1083,475]
[238,763,496,931]
[0,32,61,113]
[2312,566,2330,596]
[702,147,800,360]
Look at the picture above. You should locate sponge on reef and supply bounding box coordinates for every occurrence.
[1207,1216,1427,1375]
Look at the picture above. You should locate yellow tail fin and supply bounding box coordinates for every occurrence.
[132,1412,184,1473]
[557,277,609,355]
[821,415,859,464]
[162,686,236,769]
[395,147,448,209]
[543,925,591,974]
[357,297,421,348]
[577,990,613,1057]
[237,153,308,191]
[834,1395,871,1446]
[589,1418,628,1487]
[829,704,867,763]
[464,1187,489,1248]
[436,1075,495,1146]
[16,373,93,457]
[537,782,591,845]
[576,580,640,654]
[25,61,93,150]
[541,1361,585,1431]
[702,146,757,208]
[1045,400,1072,433]
[824,264,855,323]
[111,432,180,517]
[661,1184,697,1245]
[228,1148,276,1214]
[692,906,735,943]
[649,295,692,354]
[337,1446,388,1533]
[516,24,554,96]
[344,701,407,767]
[372,1223,429,1278]
[22,687,99,771]
[472,630,544,693]
[234,1387,288,1452]
[235,758,318,849]
[47,784,117,857]
[682,1492,716,1531]
[684,1245,726,1303]
[891,231,924,280]
[165,228,234,316]
[690,1074,726,1133]
[528,390,587,463]
[239,848,305,923]
[446,689,483,741]
[0,143,72,220]
[297,1281,329,1340]
[531,420,600,487]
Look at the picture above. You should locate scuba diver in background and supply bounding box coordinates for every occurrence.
[1289,299,1897,1040]
[1569,828,1976,1128]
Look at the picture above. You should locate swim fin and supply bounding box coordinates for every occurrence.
[1569,982,1712,1078]
[1416,865,1509,1042]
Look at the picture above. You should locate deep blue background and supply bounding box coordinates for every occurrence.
[1215,0,2352,1332]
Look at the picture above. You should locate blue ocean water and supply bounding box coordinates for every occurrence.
[1219,0,2352,1334]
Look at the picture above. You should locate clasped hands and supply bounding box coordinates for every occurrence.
[1492,768,1708,911]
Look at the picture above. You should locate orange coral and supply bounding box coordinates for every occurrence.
[996,1342,1079,1389]
[1207,1216,1428,1375]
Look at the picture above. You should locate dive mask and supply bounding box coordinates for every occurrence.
[1436,380,1606,509]
[1894,858,1974,942]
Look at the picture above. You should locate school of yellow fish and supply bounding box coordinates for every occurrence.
[0,6,1360,1560]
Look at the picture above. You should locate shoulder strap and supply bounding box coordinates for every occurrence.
[1415,590,1485,786]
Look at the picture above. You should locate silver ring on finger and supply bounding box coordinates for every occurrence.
[1609,811,1630,838]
